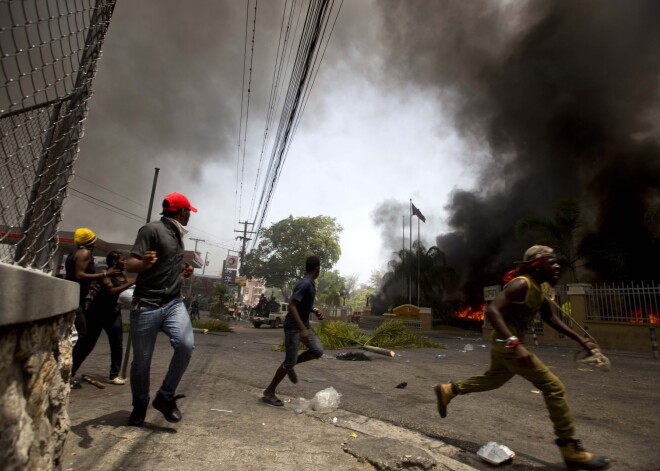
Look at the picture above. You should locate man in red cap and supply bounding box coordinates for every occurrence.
[125,192,198,426]
[434,245,610,470]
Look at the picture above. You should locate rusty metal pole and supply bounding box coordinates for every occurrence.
[121,167,159,379]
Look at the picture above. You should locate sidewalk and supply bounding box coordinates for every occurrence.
[62,327,477,471]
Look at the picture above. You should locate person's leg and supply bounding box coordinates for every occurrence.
[151,299,193,422]
[71,309,104,377]
[104,310,124,381]
[74,307,87,340]
[507,351,574,439]
[296,327,324,364]
[158,299,194,400]
[129,303,161,421]
[263,328,299,401]
[454,348,514,394]
[435,347,513,418]
[510,352,610,469]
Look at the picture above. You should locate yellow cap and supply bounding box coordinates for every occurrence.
[74,228,97,246]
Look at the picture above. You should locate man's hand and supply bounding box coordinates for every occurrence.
[142,251,158,270]
[581,337,599,351]
[300,328,310,346]
[514,344,534,369]
[105,268,122,278]
[314,308,324,320]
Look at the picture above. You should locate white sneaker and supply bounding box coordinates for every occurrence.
[108,377,126,385]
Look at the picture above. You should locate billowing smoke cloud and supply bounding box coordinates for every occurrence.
[379,1,660,302]
[372,199,409,259]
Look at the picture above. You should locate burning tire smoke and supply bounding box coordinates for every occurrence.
[379,1,660,303]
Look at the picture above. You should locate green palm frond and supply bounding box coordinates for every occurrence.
[274,319,445,351]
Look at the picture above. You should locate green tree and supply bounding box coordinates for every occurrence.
[367,269,384,290]
[316,270,345,307]
[514,198,582,282]
[210,281,232,318]
[242,215,342,299]
[348,285,376,309]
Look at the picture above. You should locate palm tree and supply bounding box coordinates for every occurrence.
[514,198,582,282]
[381,243,455,311]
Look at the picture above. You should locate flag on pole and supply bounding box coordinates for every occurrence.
[411,203,426,223]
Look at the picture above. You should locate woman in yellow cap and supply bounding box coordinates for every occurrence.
[65,228,121,388]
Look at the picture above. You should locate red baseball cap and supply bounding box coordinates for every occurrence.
[162,192,198,212]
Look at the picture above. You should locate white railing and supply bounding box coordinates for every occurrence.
[586,281,660,324]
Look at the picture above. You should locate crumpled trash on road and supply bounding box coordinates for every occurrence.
[291,397,311,414]
[312,387,341,412]
[477,441,515,465]
[291,387,342,414]
[462,344,474,352]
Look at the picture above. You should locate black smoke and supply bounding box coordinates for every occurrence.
[379,1,660,302]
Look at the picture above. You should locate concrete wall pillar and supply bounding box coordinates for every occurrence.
[0,263,79,471]
[419,308,432,331]
[566,283,591,325]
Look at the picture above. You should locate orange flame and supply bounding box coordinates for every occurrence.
[456,303,486,321]
[631,309,659,324]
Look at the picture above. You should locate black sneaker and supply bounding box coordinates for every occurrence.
[152,392,182,423]
[287,367,298,384]
[128,406,146,427]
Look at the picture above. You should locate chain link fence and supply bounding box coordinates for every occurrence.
[0,0,116,271]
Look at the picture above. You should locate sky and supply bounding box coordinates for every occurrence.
[62,0,477,284]
[62,0,659,295]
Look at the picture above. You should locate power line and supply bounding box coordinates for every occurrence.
[248,0,301,220]
[235,0,260,226]
[70,186,237,252]
[250,0,341,249]
[69,187,146,222]
[73,174,149,210]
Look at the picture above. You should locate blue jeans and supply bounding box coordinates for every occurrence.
[130,298,194,409]
[283,325,324,369]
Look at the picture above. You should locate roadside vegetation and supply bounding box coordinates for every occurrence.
[275,319,445,351]
[193,319,232,333]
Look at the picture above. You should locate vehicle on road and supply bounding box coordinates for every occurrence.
[252,300,288,328]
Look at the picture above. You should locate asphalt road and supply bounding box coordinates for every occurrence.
[205,319,659,470]
[67,312,660,470]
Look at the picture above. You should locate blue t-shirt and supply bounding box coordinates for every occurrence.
[283,273,316,329]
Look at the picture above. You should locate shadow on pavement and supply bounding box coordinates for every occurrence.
[69,410,177,448]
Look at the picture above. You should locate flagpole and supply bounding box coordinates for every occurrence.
[409,199,412,305]
[402,215,405,299]
[417,217,420,307]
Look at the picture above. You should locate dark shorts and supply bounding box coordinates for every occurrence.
[282,326,324,369]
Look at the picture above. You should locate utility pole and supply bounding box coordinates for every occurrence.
[189,237,205,256]
[121,167,159,379]
[202,251,209,275]
[234,221,255,307]
[234,221,255,267]
[187,237,205,303]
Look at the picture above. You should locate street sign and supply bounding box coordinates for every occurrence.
[223,269,236,284]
